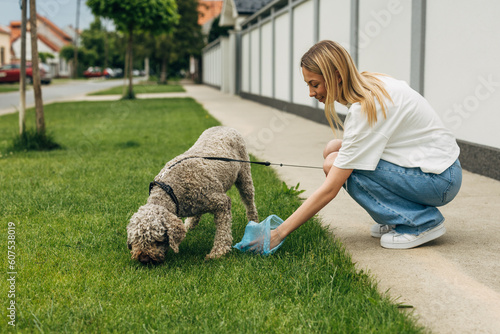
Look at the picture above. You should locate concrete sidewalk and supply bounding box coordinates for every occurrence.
[2,84,499,333]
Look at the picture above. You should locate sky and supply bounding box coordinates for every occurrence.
[0,0,96,30]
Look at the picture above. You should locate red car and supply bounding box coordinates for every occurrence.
[0,63,52,84]
[83,67,113,78]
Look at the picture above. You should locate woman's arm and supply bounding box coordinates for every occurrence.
[270,166,353,249]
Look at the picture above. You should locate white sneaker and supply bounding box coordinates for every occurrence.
[380,223,446,249]
[370,224,395,238]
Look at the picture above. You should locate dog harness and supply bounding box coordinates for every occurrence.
[149,181,180,216]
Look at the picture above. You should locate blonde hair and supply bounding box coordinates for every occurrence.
[301,40,392,133]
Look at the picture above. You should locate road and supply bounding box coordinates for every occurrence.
[0,78,143,116]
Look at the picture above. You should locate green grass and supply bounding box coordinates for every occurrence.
[88,81,185,96]
[0,79,78,93]
[0,84,22,93]
[0,99,424,333]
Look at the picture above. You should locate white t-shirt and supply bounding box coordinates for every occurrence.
[333,76,460,174]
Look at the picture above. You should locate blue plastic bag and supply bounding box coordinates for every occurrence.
[233,215,286,256]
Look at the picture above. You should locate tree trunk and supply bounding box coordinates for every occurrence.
[30,0,45,134]
[19,0,27,135]
[126,26,134,99]
[144,57,149,82]
[123,49,128,96]
[73,0,80,79]
[160,55,167,84]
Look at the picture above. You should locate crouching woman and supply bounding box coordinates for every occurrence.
[271,40,462,250]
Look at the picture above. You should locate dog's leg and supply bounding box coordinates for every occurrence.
[235,166,259,222]
[206,194,233,260]
[184,215,202,231]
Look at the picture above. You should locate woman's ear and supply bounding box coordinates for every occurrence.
[336,70,342,84]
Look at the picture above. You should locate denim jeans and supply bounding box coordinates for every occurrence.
[345,159,462,235]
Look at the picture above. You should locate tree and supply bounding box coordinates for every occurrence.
[148,0,203,84]
[30,0,44,134]
[19,0,27,135]
[60,18,128,77]
[11,0,59,152]
[38,52,55,63]
[87,0,179,99]
[208,16,230,44]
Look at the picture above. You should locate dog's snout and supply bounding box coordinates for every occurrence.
[139,254,152,264]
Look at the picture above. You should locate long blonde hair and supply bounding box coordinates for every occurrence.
[301,40,392,133]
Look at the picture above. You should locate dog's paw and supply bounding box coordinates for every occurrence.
[205,248,231,260]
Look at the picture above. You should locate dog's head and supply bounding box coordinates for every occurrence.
[126,204,186,265]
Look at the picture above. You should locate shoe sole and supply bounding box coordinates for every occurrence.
[371,230,389,238]
[380,224,446,249]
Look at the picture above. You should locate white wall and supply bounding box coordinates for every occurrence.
[357,0,412,83]
[220,37,231,93]
[319,0,351,52]
[238,0,355,113]
[260,21,273,98]
[250,27,260,95]
[319,0,351,116]
[274,12,290,102]
[425,0,500,148]
[292,1,315,107]
[240,33,250,92]
[203,0,500,151]
[202,41,221,87]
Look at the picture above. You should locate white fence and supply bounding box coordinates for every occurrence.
[202,0,500,178]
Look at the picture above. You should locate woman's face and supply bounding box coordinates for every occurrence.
[302,67,327,103]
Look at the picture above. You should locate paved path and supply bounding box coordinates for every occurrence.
[0,77,144,116]
[2,83,499,333]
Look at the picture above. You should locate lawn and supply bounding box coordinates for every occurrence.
[0,84,23,93]
[88,80,185,96]
[0,98,424,333]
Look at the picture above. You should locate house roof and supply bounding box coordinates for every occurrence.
[198,0,224,26]
[9,14,72,53]
[37,14,72,42]
[0,25,10,35]
[36,33,59,52]
[9,21,21,43]
[220,0,275,28]
[233,0,274,14]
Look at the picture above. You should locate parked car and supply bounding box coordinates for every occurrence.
[83,67,114,78]
[111,68,123,78]
[0,63,52,84]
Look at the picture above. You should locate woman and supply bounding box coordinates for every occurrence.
[270,40,462,250]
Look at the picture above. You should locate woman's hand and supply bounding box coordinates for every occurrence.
[269,228,284,250]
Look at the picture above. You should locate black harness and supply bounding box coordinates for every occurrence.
[149,181,180,216]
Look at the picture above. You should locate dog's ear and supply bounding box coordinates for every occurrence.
[162,211,187,253]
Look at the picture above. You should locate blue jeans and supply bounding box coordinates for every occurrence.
[345,159,462,235]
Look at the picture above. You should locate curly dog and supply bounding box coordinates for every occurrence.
[127,126,259,264]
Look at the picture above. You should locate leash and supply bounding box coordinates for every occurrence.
[150,156,322,217]
[169,156,323,170]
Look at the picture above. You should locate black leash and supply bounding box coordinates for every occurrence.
[150,156,322,217]
[169,156,323,170]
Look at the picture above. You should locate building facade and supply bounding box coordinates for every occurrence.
[10,14,72,77]
[0,25,11,66]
